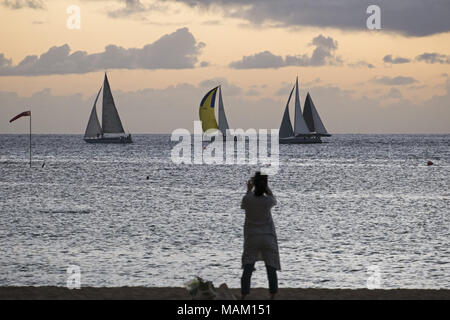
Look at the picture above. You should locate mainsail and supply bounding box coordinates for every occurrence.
[199,86,219,132]
[303,92,329,135]
[102,73,125,134]
[217,86,230,134]
[279,85,295,138]
[84,87,103,138]
[293,77,311,135]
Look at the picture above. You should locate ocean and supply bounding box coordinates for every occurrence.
[0,134,449,289]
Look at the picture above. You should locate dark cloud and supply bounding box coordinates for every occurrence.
[416,52,450,64]
[229,35,340,69]
[108,0,145,18]
[1,0,44,9]
[164,0,450,37]
[372,76,418,86]
[383,55,411,64]
[0,28,205,76]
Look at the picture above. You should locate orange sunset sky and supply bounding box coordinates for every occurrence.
[1,0,449,134]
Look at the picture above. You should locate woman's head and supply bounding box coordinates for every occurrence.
[253,172,268,196]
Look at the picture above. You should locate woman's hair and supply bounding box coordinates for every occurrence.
[253,172,268,197]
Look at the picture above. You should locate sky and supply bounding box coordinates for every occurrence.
[0,0,449,134]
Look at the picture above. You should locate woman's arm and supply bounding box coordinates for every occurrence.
[241,180,254,209]
[265,186,277,207]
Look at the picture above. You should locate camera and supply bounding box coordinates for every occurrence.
[252,171,268,188]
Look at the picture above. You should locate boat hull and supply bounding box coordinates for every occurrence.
[279,135,323,144]
[84,135,133,144]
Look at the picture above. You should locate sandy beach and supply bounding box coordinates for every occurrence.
[0,287,449,300]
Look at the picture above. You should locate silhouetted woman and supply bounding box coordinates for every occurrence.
[240,172,280,300]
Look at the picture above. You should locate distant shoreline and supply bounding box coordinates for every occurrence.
[0,287,449,300]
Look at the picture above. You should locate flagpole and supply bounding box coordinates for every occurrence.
[29,112,31,167]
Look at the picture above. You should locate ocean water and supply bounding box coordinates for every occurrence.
[0,134,449,289]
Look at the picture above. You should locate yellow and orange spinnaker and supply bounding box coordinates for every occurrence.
[199,87,219,133]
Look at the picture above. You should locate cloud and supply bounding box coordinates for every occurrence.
[372,76,418,86]
[349,61,375,69]
[245,89,260,96]
[199,77,242,96]
[416,52,450,64]
[108,0,145,18]
[229,34,340,69]
[229,51,285,69]
[275,83,295,96]
[108,0,167,19]
[0,53,13,68]
[0,28,205,76]
[164,0,450,37]
[384,88,402,99]
[383,55,411,64]
[1,0,44,9]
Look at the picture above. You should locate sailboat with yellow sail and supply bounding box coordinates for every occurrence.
[199,85,232,140]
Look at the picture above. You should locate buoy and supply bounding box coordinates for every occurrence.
[427,161,433,166]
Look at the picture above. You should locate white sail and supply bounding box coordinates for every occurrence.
[293,77,311,135]
[303,92,329,135]
[218,86,230,134]
[279,85,295,138]
[84,87,103,138]
[102,73,125,134]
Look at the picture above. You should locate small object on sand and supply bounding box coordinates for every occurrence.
[42,162,45,168]
[146,176,150,180]
[185,277,236,300]
[427,161,433,166]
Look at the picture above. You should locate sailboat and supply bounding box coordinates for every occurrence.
[84,73,132,144]
[279,77,330,144]
[199,85,232,140]
[303,92,331,137]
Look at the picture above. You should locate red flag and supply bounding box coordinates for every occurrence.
[9,111,31,123]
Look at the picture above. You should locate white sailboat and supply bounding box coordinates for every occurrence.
[279,77,330,144]
[84,73,132,144]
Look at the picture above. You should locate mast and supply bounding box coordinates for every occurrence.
[293,76,311,135]
[102,73,125,134]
